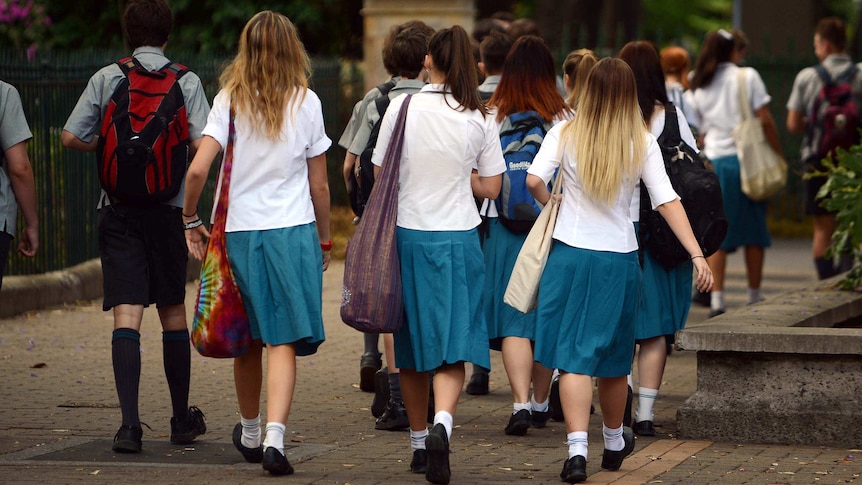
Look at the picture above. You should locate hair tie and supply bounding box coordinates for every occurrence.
[718,29,733,41]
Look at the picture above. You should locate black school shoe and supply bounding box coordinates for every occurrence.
[371,367,390,418]
[504,409,531,436]
[262,447,294,476]
[231,423,263,463]
[465,369,489,395]
[559,455,587,483]
[375,400,410,431]
[531,409,551,428]
[359,352,382,392]
[600,426,635,471]
[410,449,427,473]
[633,420,656,437]
[425,423,451,485]
[112,424,143,453]
[170,406,207,444]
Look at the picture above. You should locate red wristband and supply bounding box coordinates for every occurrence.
[320,240,333,252]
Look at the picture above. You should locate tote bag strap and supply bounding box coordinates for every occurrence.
[212,103,237,233]
[736,68,754,122]
[365,94,412,210]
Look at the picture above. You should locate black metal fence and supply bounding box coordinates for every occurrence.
[0,49,359,276]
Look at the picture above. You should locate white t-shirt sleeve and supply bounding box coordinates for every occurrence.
[641,134,679,208]
[476,113,506,177]
[201,90,229,150]
[746,67,772,111]
[305,92,332,158]
[527,123,562,183]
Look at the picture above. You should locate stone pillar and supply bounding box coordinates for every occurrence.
[361,0,476,93]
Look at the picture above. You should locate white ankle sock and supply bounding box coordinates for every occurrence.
[710,291,725,311]
[602,424,624,452]
[433,411,453,439]
[747,287,762,304]
[531,396,549,413]
[241,414,261,448]
[410,428,428,451]
[635,387,658,423]
[566,431,588,459]
[513,401,531,414]
[263,422,286,455]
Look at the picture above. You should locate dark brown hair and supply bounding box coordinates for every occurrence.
[479,30,513,75]
[123,0,173,49]
[428,26,486,114]
[490,35,569,122]
[816,17,847,51]
[618,41,668,123]
[382,20,434,76]
[390,26,433,79]
[690,30,735,89]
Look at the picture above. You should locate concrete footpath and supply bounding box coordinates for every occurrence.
[0,238,860,484]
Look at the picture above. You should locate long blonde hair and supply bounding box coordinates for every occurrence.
[558,58,647,206]
[219,11,310,139]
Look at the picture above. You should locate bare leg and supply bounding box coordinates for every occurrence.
[531,361,554,403]
[707,249,727,292]
[744,245,764,290]
[560,373,593,433]
[812,214,836,259]
[635,336,667,391]
[432,362,465,415]
[597,376,628,429]
[502,336,533,404]
[265,343,297,425]
[234,339,264,418]
[400,368,431,431]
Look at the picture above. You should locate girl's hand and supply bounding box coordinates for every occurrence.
[692,256,714,293]
[184,223,210,261]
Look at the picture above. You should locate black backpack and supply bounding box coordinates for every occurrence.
[347,78,397,217]
[639,103,728,268]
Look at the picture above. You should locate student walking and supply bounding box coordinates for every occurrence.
[371,25,504,485]
[484,35,570,436]
[526,58,713,483]
[182,11,331,476]
[685,29,782,317]
[61,0,209,453]
[619,40,700,437]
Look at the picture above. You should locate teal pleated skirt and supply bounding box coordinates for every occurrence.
[711,154,771,252]
[226,223,325,356]
[533,242,640,378]
[394,227,491,373]
[482,217,537,350]
[636,222,694,340]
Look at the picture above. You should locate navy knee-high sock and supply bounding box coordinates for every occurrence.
[815,257,838,280]
[163,329,191,420]
[112,329,141,426]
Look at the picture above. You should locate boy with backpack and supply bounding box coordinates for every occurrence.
[61,0,210,453]
[787,17,862,279]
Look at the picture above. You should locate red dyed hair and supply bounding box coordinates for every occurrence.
[490,35,569,122]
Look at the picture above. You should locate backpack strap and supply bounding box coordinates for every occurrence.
[836,64,858,84]
[815,64,832,85]
[661,103,682,144]
[161,61,190,80]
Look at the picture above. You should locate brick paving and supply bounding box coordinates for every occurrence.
[1,238,860,484]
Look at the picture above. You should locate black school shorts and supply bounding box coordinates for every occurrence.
[98,204,187,311]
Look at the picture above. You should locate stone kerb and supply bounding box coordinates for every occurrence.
[675,278,862,448]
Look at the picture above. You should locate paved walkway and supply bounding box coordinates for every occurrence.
[1,238,860,484]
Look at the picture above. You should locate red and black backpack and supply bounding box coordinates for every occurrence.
[97,57,190,204]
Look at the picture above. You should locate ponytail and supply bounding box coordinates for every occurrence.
[428,26,486,114]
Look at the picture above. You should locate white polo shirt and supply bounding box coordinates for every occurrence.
[372,84,506,231]
[528,121,679,253]
[684,63,772,160]
[203,88,332,232]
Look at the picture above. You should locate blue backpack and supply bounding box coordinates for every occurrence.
[495,111,552,233]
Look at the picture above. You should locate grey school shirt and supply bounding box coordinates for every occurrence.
[0,81,33,236]
[63,46,210,207]
[786,53,862,161]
